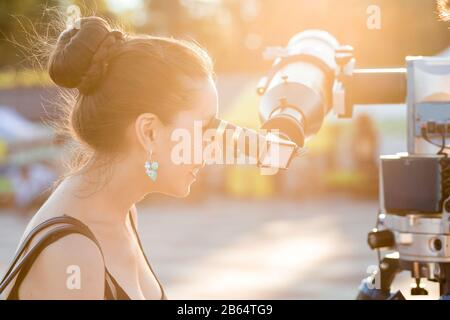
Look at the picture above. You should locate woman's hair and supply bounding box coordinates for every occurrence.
[47,16,213,172]
[437,0,450,21]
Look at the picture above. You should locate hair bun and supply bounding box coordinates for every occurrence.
[49,16,123,94]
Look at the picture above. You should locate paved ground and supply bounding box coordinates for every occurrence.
[0,197,439,299]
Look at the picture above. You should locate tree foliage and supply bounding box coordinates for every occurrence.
[0,0,448,72]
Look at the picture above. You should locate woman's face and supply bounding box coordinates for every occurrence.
[148,77,218,197]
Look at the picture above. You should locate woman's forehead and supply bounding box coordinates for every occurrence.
[176,77,218,122]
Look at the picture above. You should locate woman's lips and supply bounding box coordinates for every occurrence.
[190,168,200,179]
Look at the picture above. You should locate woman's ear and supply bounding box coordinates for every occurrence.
[135,113,158,151]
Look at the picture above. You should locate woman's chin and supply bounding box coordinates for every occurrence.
[153,176,197,198]
[171,189,191,198]
[168,183,193,198]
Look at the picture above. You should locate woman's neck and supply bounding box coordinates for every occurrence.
[58,157,147,225]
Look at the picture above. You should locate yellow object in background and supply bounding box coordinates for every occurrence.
[225,167,275,198]
[0,140,7,163]
[222,80,276,199]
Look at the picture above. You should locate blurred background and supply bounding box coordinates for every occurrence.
[0,0,449,299]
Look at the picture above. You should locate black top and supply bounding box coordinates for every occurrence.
[0,214,167,300]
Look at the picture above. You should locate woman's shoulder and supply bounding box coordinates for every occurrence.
[18,231,106,299]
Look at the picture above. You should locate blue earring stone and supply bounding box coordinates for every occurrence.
[145,161,159,182]
[147,169,158,182]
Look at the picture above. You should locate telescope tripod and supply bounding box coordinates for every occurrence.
[358,255,450,300]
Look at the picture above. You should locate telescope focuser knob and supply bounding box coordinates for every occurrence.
[279,97,288,107]
[335,45,354,68]
[368,229,395,250]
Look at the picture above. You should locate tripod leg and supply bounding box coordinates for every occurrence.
[356,256,400,300]
[439,263,450,299]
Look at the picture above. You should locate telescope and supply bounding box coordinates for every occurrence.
[254,29,450,299]
[256,29,407,146]
[213,29,405,171]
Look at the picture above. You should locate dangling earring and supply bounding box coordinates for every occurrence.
[144,151,159,182]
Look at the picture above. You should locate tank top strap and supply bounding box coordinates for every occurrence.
[0,215,116,300]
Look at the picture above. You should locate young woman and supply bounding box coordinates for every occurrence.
[0,16,218,300]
